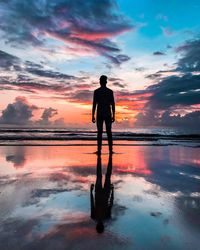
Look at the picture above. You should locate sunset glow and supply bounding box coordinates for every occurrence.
[0,0,200,129]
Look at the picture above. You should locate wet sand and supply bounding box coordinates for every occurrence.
[0,144,200,250]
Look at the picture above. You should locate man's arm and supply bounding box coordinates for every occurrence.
[92,91,97,123]
[111,92,115,122]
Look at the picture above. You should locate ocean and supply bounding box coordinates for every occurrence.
[0,127,200,147]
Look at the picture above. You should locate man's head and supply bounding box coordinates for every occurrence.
[100,75,107,87]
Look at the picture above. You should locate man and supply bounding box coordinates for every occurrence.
[92,75,115,153]
[90,154,114,233]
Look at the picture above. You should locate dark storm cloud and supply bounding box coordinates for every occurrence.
[0,0,133,65]
[0,97,65,126]
[153,51,166,56]
[176,39,200,72]
[135,73,200,127]
[146,74,200,110]
[0,50,20,70]
[159,111,200,128]
[135,37,200,128]
[0,96,37,125]
[135,110,200,128]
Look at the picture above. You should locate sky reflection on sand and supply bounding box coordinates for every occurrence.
[0,144,200,250]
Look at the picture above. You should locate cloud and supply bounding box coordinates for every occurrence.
[5,146,26,168]
[39,108,58,125]
[145,73,162,79]
[0,97,65,126]
[0,0,133,65]
[156,14,168,22]
[112,82,125,88]
[109,77,122,82]
[70,90,93,103]
[106,53,131,65]
[153,51,166,56]
[0,50,89,97]
[135,37,200,128]
[0,218,39,250]
[0,50,79,80]
[116,89,151,102]
[175,39,200,72]
[0,49,130,109]
[0,50,20,70]
[146,74,200,110]
[145,161,200,195]
[53,118,66,127]
[159,111,200,128]
[25,61,78,80]
[0,96,37,125]
[134,111,159,127]
[135,110,200,129]
[135,73,200,127]
[161,26,174,36]
[134,67,146,72]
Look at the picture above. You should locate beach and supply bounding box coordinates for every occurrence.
[0,136,200,250]
[1,0,200,249]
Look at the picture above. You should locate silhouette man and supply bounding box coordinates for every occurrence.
[90,153,114,233]
[92,75,115,153]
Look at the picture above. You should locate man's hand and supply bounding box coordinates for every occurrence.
[112,116,115,123]
[92,116,96,123]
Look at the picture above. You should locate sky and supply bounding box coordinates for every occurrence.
[0,0,200,129]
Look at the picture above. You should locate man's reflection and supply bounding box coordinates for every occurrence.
[90,153,114,233]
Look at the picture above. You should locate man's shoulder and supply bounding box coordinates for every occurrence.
[106,87,113,93]
[94,87,113,94]
[94,87,101,93]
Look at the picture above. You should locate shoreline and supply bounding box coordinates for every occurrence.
[0,140,199,147]
[0,134,200,140]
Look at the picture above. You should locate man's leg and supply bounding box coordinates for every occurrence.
[104,154,112,190]
[95,154,102,191]
[97,116,103,152]
[105,117,113,152]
